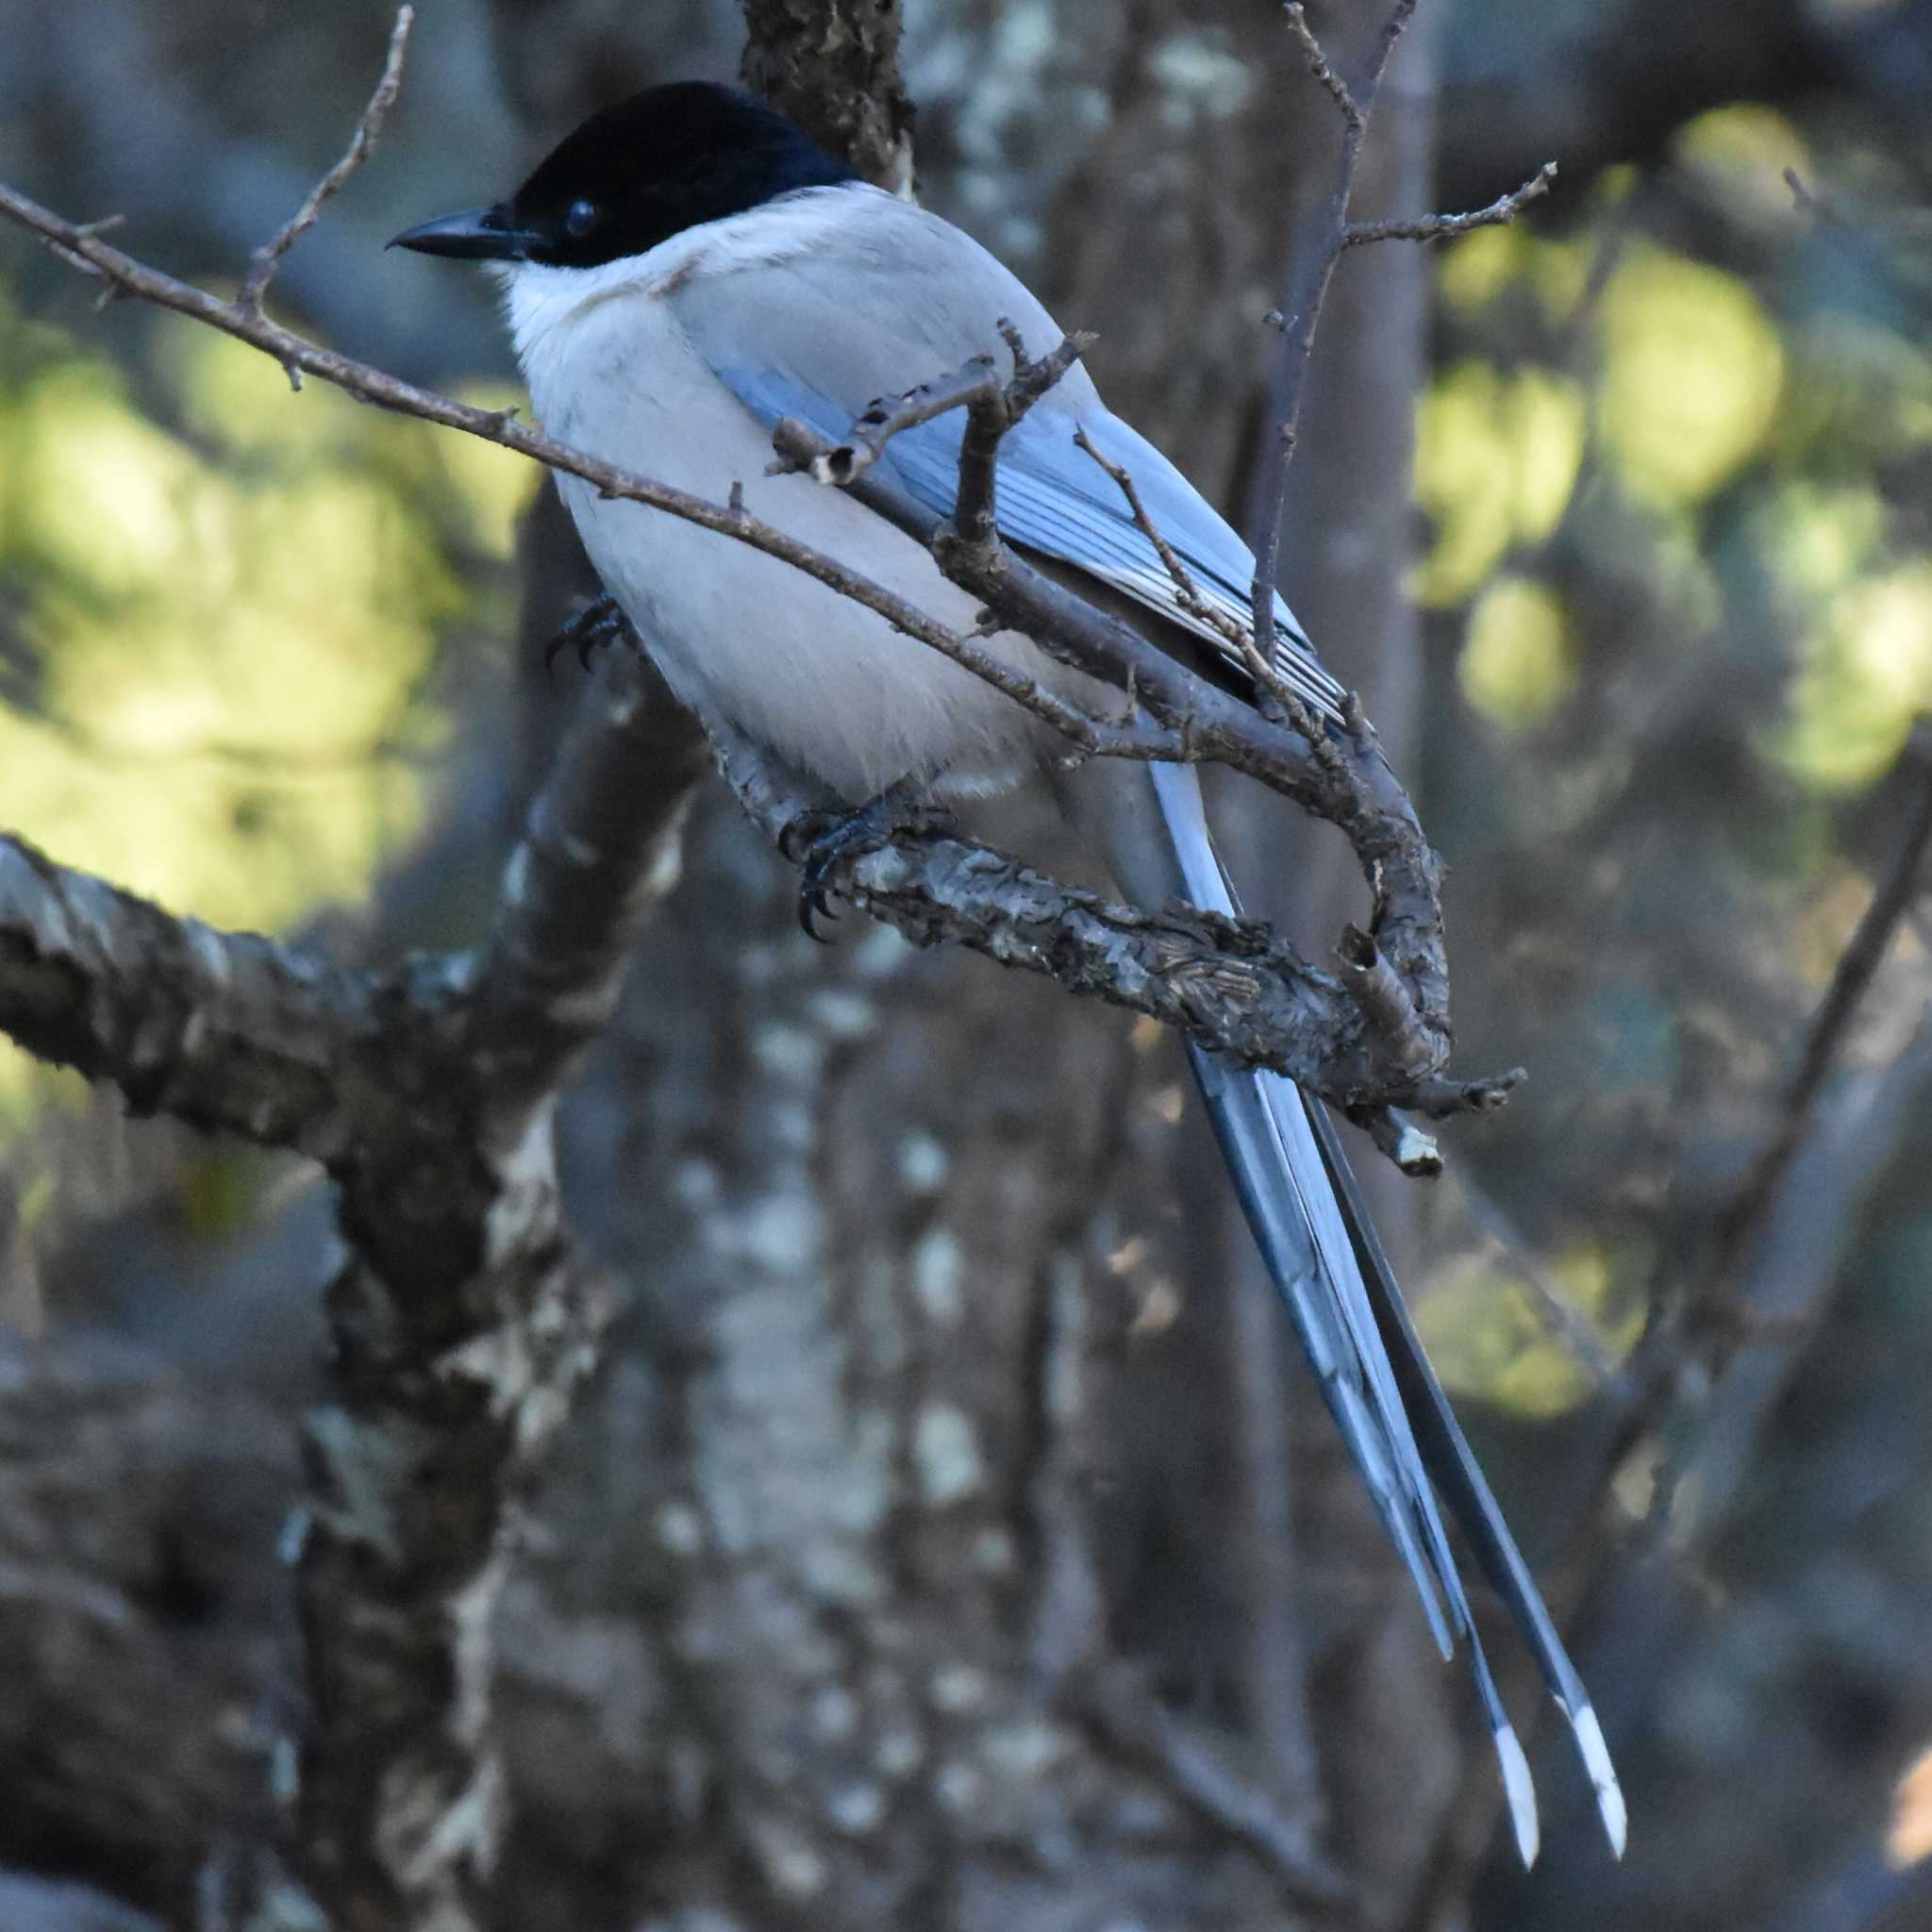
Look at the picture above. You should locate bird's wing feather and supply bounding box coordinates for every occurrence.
[669,195,1344,719]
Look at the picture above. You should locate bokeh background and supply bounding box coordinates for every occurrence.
[4,2,1932,1928]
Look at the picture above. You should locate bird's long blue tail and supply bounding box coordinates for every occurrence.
[1129,761,1625,1866]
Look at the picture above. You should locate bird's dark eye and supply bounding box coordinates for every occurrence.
[565,198,600,238]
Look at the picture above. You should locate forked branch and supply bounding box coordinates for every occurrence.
[238,6,416,335]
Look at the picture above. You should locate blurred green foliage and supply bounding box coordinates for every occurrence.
[1424,108,1932,788]
[1421,1239,1646,1419]
[0,287,538,1123]
[1412,102,1932,1415]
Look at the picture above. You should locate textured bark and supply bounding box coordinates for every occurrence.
[0,608,708,1932]
[275,644,708,1932]
[742,0,915,192]
[0,1337,289,1922]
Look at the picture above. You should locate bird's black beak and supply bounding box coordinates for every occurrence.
[389,205,537,261]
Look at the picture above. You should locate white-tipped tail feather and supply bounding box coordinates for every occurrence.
[1494,1719,1541,1869]
[1573,1704,1628,1857]
[1133,761,1626,1870]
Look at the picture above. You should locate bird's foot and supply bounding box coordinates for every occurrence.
[780,781,955,941]
[543,595,632,675]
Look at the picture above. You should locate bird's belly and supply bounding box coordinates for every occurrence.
[530,310,1057,803]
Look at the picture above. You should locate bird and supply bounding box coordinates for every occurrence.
[393,79,1624,1867]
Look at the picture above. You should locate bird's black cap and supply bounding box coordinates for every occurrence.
[391,82,859,269]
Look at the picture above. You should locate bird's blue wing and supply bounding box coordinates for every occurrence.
[711,362,1346,723]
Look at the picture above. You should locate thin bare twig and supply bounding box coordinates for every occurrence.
[1249,0,1420,668]
[1700,740,1932,1350]
[1073,425,1251,651]
[237,6,414,341]
[1251,0,1542,694]
[1071,427,1207,609]
[1404,1067,1527,1118]
[1069,425,1341,759]
[1370,0,1423,93]
[956,323,1092,541]
[1784,167,1837,227]
[1346,159,1557,248]
[1779,165,1932,241]
[808,354,1001,486]
[1078,1661,1342,1905]
[1455,1174,1619,1384]
[1282,3,1362,130]
[808,325,1092,545]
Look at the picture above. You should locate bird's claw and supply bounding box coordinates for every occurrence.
[781,788,953,941]
[781,808,870,941]
[544,595,631,675]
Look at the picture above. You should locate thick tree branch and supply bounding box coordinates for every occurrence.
[708,709,1480,1111]
[0,651,701,1932]
[0,650,704,1171]
[463,652,709,1125]
[0,838,374,1160]
[257,650,700,1932]
[0,592,709,1932]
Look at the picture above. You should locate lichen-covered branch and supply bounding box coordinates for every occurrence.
[281,648,702,1932]
[709,711,1471,1108]
[0,837,375,1160]
[0,641,702,1932]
